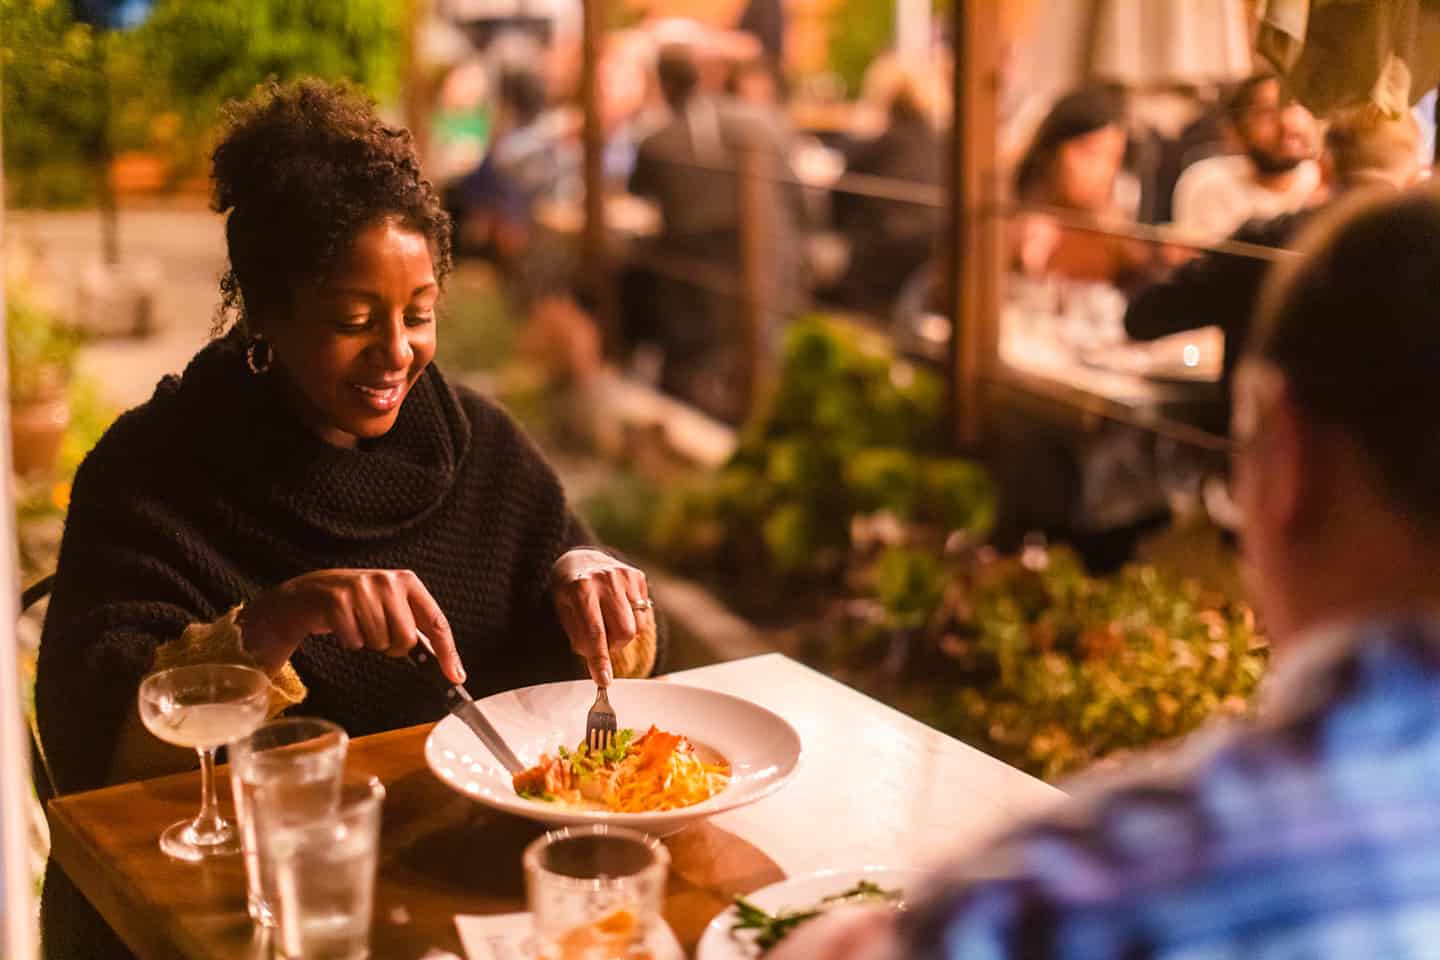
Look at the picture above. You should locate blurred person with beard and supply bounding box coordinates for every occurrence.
[1127,107,1423,426]
[1172,73,1321,242]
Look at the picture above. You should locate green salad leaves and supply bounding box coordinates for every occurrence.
[731,880,901,952]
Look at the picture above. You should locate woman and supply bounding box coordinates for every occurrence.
[1012,88,1150,286]
[39,76,660,957]
[38,78,658,800]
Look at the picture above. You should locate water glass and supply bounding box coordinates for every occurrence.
[258,777,384,960]
[229,717,348,926]
[524,825,669,960]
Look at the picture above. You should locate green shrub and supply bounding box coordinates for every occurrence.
[827,0,895,98]
[134,0,403,177]
[817,545,1265,781]
[7,284,81,403]
[2,0,404,206]
[0,0,111,207]
[646,317,996,607]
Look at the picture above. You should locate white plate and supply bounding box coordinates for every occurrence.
[696,866,923,960]
[425,679,802,835]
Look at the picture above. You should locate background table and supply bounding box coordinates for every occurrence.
[48,653,1064,959]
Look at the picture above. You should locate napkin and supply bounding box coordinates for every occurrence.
[455,912,684,960]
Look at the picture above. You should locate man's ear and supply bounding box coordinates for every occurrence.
[1265,391,1314,538]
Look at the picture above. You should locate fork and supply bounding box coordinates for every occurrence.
[585,685,618,752]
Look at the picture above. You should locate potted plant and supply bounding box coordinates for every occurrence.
[7,284,80,477]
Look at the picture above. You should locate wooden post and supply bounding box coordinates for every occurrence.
[581,0,616,351]
[945,0,1001,449]
[1433,87,1440,167]
[92,32,119,266]
[404,0,431,171]
[737,141,774,418]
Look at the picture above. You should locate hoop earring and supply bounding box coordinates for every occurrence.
[245,336,273,375]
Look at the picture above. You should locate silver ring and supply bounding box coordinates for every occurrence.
[630,598,653,612]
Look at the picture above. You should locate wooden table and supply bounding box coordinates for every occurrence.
[48,654,1064,959]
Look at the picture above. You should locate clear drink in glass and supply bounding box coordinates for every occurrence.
[229,717,348,926]
[260,777,384,960]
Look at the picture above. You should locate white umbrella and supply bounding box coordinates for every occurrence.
[1010,0,1253,103]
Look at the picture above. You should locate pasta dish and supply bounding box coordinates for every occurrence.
[512,726,729,812]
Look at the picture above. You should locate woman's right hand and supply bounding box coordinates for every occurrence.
[237,569,465,684]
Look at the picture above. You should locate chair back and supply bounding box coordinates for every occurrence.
[21,574,57,804]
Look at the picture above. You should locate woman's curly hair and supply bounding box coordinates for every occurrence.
[211,78,453,333]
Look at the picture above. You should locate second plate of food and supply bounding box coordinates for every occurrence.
[696,866,924,960]
[424,678,802,834]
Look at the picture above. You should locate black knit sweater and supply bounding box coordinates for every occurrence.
[36,331,622,796]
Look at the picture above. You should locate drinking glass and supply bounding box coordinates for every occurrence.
[229,717,348,926]
[259,777,385,960]
[137,663,270,861]
[524,825,669,960]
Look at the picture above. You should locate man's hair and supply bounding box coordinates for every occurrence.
[657,45,700,111]
[1325,107,1420,187]
[1226,73,1279,123]
[498,70,546,128]
[1014,88,1124,201]
[1252,188,1440,526]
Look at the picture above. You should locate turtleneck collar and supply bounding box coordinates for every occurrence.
[164,330,472,542]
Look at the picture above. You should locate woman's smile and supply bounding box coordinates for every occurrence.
[347,378,409,413]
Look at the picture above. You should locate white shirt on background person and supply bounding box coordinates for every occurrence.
[1172,154,1320,242]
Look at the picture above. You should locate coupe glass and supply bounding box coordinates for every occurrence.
[137,663,270,861]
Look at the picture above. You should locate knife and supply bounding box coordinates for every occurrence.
[407,639,526,775]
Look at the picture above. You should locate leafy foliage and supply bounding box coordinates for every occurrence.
[7,282,81,403]
[0,0,110,206]
[1,0,403,205]
[812,545,1265,781]
[826,0,895,98]
[642,317,996,610]
[134,0,403,175]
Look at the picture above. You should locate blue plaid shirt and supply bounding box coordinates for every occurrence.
[904,616,1440,959]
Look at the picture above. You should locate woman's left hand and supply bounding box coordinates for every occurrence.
[550,549,652,686]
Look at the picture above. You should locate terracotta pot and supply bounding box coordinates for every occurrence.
[110,151,169,194]
[10,392,71,478]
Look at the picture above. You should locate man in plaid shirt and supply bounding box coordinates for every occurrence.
[773,190,1440,959]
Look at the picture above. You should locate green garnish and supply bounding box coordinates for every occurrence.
[602,728,636,764]
[517,788,556,803]
[564,728,638,777]
[732,898,820,952]
[731,882,901,952]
